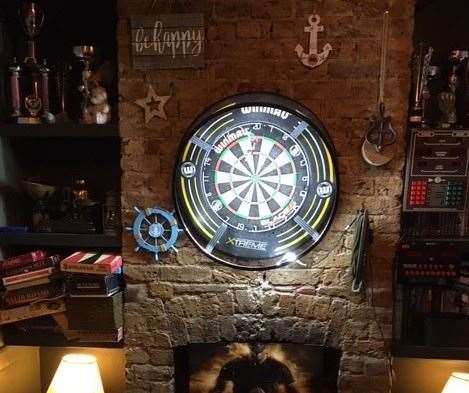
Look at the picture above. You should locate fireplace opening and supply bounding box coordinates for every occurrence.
[175,343,341,393]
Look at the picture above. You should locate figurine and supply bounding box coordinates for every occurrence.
[82,86,111,124]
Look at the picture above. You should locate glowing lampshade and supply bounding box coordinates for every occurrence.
[47,354,104,393]
[441,372,469,393]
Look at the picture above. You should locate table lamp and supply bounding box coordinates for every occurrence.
[441,372,469,393]
[46,354,104,393]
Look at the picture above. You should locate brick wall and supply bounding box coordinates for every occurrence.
[118,1,414,392]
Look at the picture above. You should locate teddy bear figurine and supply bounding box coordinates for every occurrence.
[82,86,111,124]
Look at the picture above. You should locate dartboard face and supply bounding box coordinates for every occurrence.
[174,93,338,269]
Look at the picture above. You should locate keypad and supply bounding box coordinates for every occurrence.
[409,180,427,207]
[408,179,466,208]
[444,181,465,207]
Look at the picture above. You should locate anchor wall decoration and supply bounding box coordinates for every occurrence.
[295,14,332,69]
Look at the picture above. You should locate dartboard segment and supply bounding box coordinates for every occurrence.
[174,93,338,269]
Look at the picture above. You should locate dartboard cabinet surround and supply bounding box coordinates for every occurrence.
[174,93,338,269]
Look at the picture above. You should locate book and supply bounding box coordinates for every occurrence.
[5,276,56,291]
[2,255,61,278]
[0,250,47,274]
[2,264,59,287]
[66,273,122,296]
[60,252,122,275]
[2,282,64,308]
[0,299,66,325]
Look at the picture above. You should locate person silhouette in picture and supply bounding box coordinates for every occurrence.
[210,343,299,393]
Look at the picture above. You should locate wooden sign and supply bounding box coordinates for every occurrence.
[130,13,205,70]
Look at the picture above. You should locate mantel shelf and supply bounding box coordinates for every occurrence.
[0,123,119,138]
[0,232,122,248]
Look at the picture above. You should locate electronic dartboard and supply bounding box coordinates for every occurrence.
[174,93,338,269]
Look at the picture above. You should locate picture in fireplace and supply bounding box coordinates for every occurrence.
[185,343,335,393]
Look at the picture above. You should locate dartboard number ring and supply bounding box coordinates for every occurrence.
[174,94,338,269]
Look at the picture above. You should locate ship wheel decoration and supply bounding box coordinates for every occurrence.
[127,207,182,261]
[174,92,338,270]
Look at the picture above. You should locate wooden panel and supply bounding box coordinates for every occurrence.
[130,13,205,70]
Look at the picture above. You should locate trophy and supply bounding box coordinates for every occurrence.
[436,50,469,129]
[73,45,111,124]
[73,46,94,97]
[451,50,469,127]
[438,91,457,128]
[448,50,468,93]
[409,43,433,126]
[9,58,21,120]
[73,46,94,121]
[55,64,72,123]
[421,65,439,128]
[103,190,120,236]
[9,1,53,124]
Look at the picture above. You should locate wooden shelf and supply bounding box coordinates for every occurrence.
[2,328,124,349]
[0,123,119,138]
[0,232,121,248]
[392,342,469,360]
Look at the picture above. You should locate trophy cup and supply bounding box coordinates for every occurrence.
[21,0,44,63]
[13,0,52,124]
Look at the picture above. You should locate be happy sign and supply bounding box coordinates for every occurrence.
[130,13,205,70]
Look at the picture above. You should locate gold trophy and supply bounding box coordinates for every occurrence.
[15,0,53,123]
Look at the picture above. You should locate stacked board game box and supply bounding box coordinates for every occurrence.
[0,251,66,325]
[61,251,124,343]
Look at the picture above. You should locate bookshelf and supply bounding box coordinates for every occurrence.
[0,0,122,349]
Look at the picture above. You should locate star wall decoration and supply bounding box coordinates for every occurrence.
[135,85,171,123]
